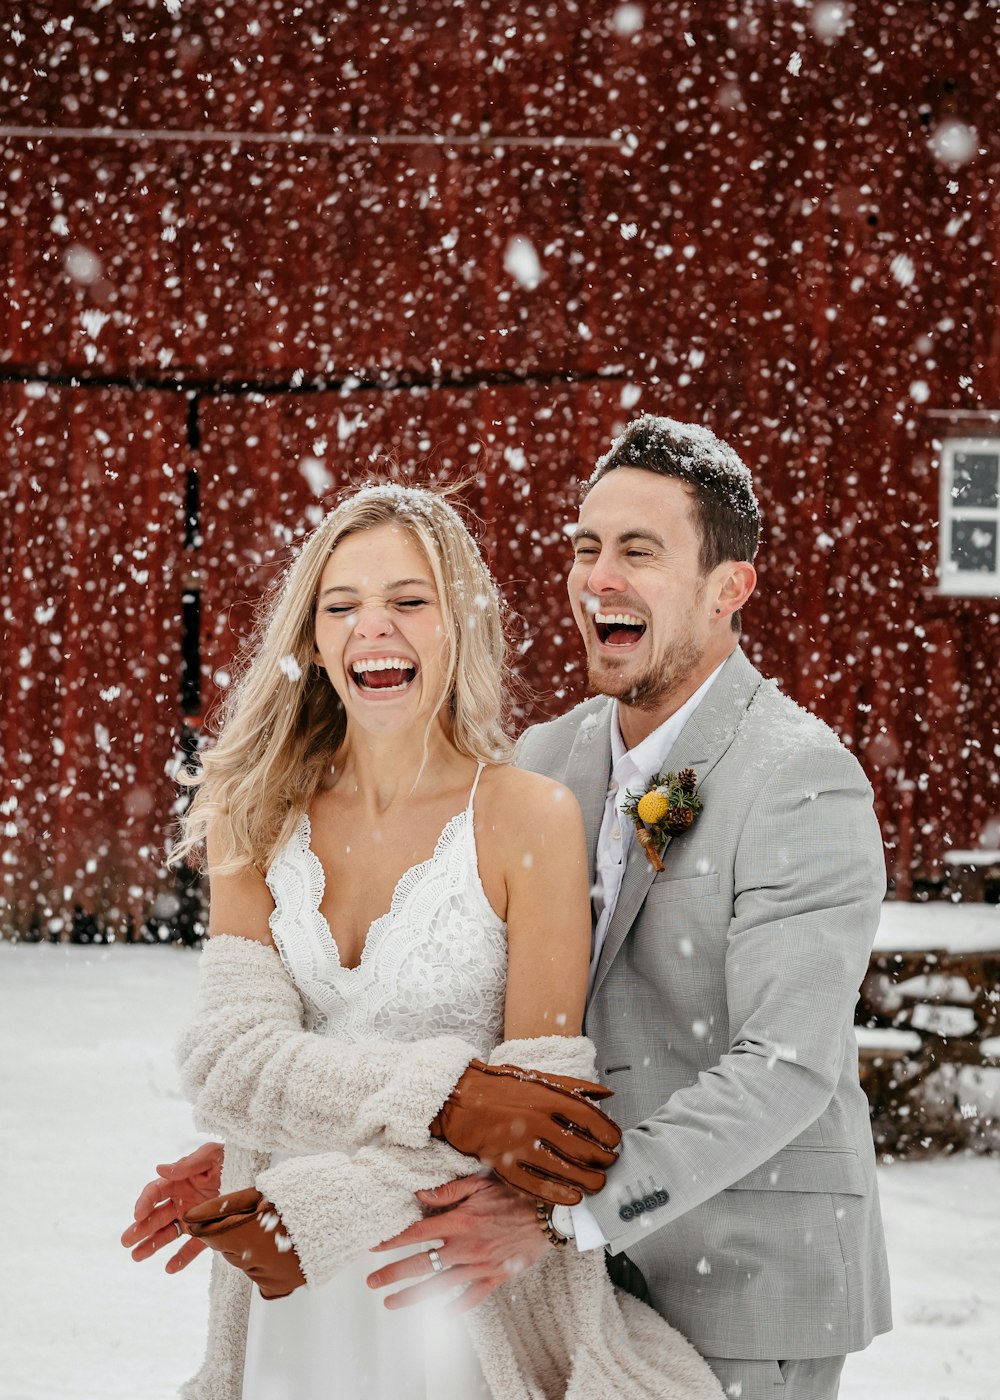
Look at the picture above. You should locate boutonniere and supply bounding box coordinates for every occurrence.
[621,768,703,872]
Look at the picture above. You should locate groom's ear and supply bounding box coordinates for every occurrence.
[710,561,756,621]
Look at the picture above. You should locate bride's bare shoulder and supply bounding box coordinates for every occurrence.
[478,765,582,829]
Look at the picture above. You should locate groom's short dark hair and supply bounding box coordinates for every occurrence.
[587,415,761,580]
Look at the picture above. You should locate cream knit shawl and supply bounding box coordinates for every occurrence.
[177,936,722,1400]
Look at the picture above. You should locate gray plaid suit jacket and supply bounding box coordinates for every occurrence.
[516,647,892,1361]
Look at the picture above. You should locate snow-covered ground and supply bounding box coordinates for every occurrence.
[2,941,996,1400]
[1,945,205,1400]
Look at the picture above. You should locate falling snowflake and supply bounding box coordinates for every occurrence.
[612,4,644,36]
[65,246,102,285]
[299,456,332,496]
[811,2,852,40]
[503,236,544,290]
[928,120,978,169]
[890,253,916,289]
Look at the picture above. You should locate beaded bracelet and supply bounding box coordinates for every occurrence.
[535,1202,569,1247]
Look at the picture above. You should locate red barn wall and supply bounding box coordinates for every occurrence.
[1,1,998,933]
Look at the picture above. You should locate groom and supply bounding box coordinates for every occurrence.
[369,416,891,1399]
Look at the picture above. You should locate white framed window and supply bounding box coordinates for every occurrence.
[938,437,1000,595]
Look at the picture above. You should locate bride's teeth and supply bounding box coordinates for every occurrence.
[352,658,411,672]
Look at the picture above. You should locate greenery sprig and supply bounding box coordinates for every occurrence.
[621,767,703,872]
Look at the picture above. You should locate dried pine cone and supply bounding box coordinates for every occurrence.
[665,806,695,833]
[678,768,697,795]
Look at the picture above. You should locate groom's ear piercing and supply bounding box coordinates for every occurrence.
[715,608,721,614]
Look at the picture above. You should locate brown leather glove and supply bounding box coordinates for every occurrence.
[429,1059,622,1205]
[182,1188,305,1300]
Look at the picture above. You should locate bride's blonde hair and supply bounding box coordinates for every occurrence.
[173,481,514,874]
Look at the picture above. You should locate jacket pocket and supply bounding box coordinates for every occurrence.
[645,871,721,903]
[725,1145,866,1196]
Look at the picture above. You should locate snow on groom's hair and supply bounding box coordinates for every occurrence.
[588,415,761,568]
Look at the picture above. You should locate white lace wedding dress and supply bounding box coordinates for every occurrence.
[241,766,506,1400]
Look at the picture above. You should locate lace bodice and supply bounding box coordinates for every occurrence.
[265,768,508,1055]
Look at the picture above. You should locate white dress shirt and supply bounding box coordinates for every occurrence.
[560,661,726,1250]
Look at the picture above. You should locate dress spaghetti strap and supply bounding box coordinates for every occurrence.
[466,762,486,811]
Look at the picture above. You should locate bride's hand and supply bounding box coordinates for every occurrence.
[366,1175,548,1313]
[120,1141,224,1272]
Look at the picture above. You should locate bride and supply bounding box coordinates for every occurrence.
[123,481,723,1400]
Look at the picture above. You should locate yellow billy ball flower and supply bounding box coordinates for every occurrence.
[636,791,669,825]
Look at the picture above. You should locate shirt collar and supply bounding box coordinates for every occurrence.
[609,659,727,784]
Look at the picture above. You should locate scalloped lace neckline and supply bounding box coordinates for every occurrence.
[298,807,472,973]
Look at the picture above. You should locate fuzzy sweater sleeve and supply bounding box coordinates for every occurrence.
[256,1035,599,1287]
[177,935,479,1153]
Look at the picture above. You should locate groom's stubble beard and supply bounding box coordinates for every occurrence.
[588,630,705,713]
[585,581,708,713]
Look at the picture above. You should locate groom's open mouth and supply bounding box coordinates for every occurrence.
[349,656,418,693]
[594,612,647,648]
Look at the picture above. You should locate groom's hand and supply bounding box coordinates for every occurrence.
[429,1060,621,1205]
[367,1175,546,1313]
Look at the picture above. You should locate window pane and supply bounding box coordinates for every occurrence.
[950,519,998,573]
[951,451,1000,508]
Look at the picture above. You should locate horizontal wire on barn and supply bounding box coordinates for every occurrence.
[0,124,631,152]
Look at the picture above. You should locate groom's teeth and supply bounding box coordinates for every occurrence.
[594,612,644,627]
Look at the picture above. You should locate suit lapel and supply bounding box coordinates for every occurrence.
[560,699,614,875]
[589,648,765,1000]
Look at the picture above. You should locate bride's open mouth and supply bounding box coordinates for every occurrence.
[349,657,418,694]
[593,611,647,648]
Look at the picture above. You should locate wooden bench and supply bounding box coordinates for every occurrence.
[856,946,1000,1152]
[942,850,1000,904]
